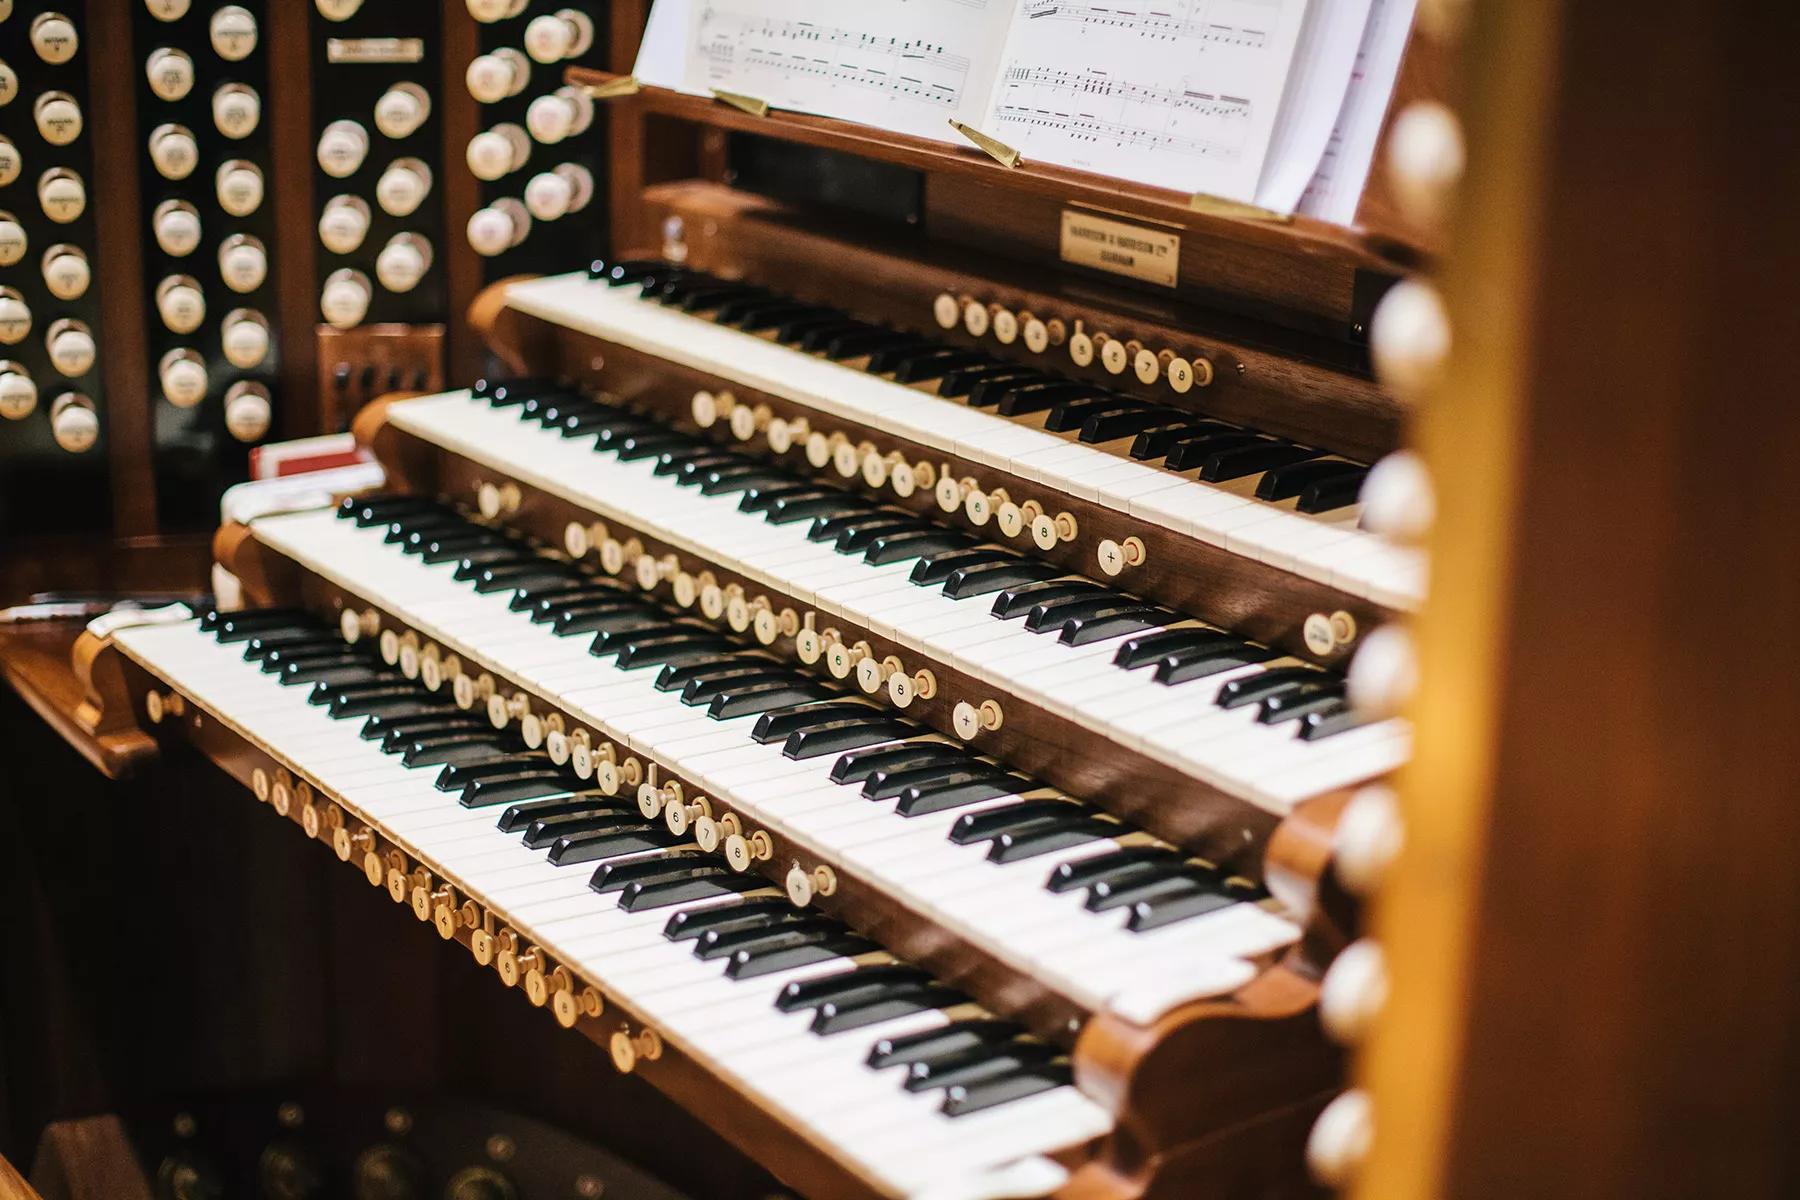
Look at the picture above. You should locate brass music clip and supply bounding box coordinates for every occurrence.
[949,119,1022,169]
[1187,192,1294,223]
[583,74,642,100]
[710,88,771,117]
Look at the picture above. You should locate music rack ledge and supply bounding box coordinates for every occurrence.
[566,69,1425,275]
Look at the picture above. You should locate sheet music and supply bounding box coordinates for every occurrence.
[636,0,695,88]
[678,0,1015,142]
[1253,0,1372,213]
[981,0,1312,202]
[1296,0,1417,221]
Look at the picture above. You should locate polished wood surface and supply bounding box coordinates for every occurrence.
[0,1149,43,1200]
[0,623,156,780]
[22,1118,149,1200]
[1355,4,1800,1199]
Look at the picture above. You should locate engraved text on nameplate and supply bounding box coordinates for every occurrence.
[1059,210,1180,288]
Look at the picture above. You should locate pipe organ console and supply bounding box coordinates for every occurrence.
[6,3,1781,1200]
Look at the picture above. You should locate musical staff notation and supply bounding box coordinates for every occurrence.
[1018,1,1274,49]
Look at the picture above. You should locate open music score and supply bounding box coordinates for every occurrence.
[990,66,1254,164]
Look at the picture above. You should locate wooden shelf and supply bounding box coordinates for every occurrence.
[566,70,1424,276]
[0,622,157,781]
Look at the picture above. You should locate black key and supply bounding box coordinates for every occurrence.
[707,682,830,720]
[863,761,1008,802]
[1298,701,1374,741]
[763,492,865,525]
[1255,457,1366,503]
[752,701,885,743]
[996,381,1102,417]
[864,528,972,566]
[615,432,694,462]
[966,371,1051,408]
[868,1020,1024,1070]
[937,362,1032,398]
[941,1064,1072,1116]
[712,293,797,325]
[509,582,608,613]
[904,1042,1058,1093]
[834,517,927,555]
[988,820,1113,863]
[1113,628,1238,670]
[658,659,783,694]
[449,554,537,582]
[1215,666,1324,709]
[1155,642,1278,686]
[335,496,436,525]
[474,567,576,595]
[588,851,711,894]
[1080,406,1190,444]
[462,772,578,808]
[619,871,767,912]
[896,775,1036,817]
[948,800,1089,846]
[737,482,827,513]
[1163,431,1271,472]
[1087,868,1218,914]
[816,325,908,358]
[784,717,917,760]
[282,663,386,688]
[257,646,363,672]
[401,736,512,768]
[211,613,315,642]
[662,898,799,942]
[1297,467,1368,514]
[1043,395,1134,433]
[1021,592,1137,633]
[496,795,610,833]
[588,258,664,286]
[1129,420,1239,462]
[830,741,965,785]
[323,686,425,717]
[616,634,735,671]
[1258,680,1346,725]
[775,964,934,1012]
[889,348,989,384]
[774,313,856,345]
[656,449,737,477]
[725,932,874,980]
[812,984,967,1035]
[734,302,834,332]
[1045,846,1182,894]
[521,808,638,848]
[695,917,839,961]
[1199,442,1325,483]
[909,546,1015,587]
[360,709,472,741]
[991,578,1106,620]
[239,628,334,656]
[680,668,798,707]
[548,825,684,865]
[1058,605,1177,647]
[862,336,943,372]
[1127,879,1240,931]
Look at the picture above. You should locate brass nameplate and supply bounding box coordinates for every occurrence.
[326,38,425,64]
[1060,210,1180,288]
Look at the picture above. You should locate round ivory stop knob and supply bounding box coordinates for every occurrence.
[221,310,270,368]
[159,349,207,408]
[38,169,87,223]
[34,91,83,145]
[147,123,199,179]
[216,160,264,216]
[41,244,89,300]
[0,364,37,420]
[0,139,20,189]
[223,380,272,442]
[45,319,94,375]
[0,213,23,266]
[523,164,593,221]
[375,233,432,293]
[466,200,528,257]
[524,9,593,63]
[217,234,268,293]
[0,290,30,345]
[375,159,432,216]
[49,392,99,453]
[316,119,369,178]
[466,124,528,180]
[373,82,431,139]
[211,83,261,139]
[153,200,201,256]
[155,275,206,334]
[31,13,80,65]
[525,88,592,145]
[320,269,371,329]
[466,49,528,103]
[318,194,371,254]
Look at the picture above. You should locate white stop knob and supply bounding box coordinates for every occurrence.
[525,88,591,145]
[1307,1091,1373,1188]
[1335,784,1404,898]
[212,83,261,138]
[41,245,89,300]
[159,349,207,408]
[0,137,19,187]
[0,291,31,345]
[374,82,430,139]
[1347,623,1419,718]
[209,6,258,60]
[320,269,371,329]
[215,160,264,216]
[153,200,201,256]
[465,125,527,180]
[156,275,206,334]
[523,164,592,221]
[466,0,527,22]
[217,235,267,293]
[0,365,37,420]
[0,214,26,266]
[317,119,369,178]
[148,123,199,179]
[0,60,14,110]
[466,50,528,103]
[1358,449,1436,541]
[317,195,371,254]
[223,381,272,442]
[375,234,431,293]
[315,0,363,20]
[466,201,527,257]
[524,10,593,63]
[49,393,99,453]
[33,92,82,145]
[45,319,94,376]
[375,159,431,216]
[31,13,79,65]
[145,0,192,21]
[1370,277,1450,401]
[145,47,194,101]
[220,310,270,368]
[1319,939,1388,1046]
